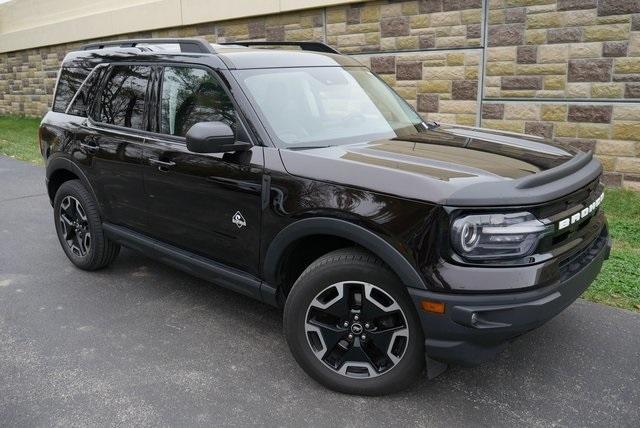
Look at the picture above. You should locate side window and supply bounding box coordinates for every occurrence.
[67,67,105,117]
[52,67,90,113]
[99,65,151,130]
[160,67,236,137]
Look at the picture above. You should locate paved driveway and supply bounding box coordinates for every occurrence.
[0,156,638,427]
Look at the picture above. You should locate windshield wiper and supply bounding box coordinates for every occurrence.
[287,145,332,150]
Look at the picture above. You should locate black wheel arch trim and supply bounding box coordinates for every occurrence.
[263,217,428,291]
[46,156,102,215]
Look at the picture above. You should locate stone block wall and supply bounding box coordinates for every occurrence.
[1,0,640,187]
[360,50,482,126]
[323,1,483,52]
[480,0,640,187]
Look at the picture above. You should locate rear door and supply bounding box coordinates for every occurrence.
[82,64,152,230]
[140,65,264,275]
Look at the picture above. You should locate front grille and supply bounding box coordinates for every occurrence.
[533,178,605,262]
[536,178,601,219]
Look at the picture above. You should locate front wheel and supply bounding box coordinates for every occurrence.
[284,248,425,395]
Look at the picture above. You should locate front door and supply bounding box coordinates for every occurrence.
[141,65,263,276]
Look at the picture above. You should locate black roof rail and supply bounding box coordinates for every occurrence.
[219,41,340,54]
[80,38,215,54]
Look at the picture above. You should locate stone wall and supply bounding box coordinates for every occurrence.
[480,0,640,187]
[1,0,639,188]
[360,50,482,126]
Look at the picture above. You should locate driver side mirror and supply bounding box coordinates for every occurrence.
[186,122,251,153]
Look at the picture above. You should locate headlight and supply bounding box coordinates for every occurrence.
[451,212,551,261]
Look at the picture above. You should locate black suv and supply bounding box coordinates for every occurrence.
[40,38,610,395]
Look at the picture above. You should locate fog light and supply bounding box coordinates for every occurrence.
[421,300,445,314]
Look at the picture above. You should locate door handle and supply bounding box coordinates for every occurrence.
[79,142,99,153]
[149,158,176,171]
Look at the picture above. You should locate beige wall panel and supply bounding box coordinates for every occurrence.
[279,0,362,12]
[0,0,363,52]
[0,0,182,53]
[180,0,362,26]
[180,0,280,26]
[0,0,176,33]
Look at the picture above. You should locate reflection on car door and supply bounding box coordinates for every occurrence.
[82,65,152,230]
[141,66,263,277]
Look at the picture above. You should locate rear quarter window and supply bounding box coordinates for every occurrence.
[98,65,151,130]
[67,67,105,117]
[52,67,91,113]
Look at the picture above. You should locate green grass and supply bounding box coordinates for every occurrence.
[0,116,42,164]
[0,115,638,311]
[583,188,640,312]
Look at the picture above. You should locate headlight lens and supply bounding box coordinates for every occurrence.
[451,212,551,261]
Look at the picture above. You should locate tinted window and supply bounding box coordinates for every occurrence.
[160,67,236,137]
[99,65,151,129]
[53,67,90,113]
[67,67,105,117]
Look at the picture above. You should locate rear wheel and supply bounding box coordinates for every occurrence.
[54,180,120,270]
[284,248,424,395]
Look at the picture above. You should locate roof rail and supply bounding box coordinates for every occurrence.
[80,38,215,54]
[219,41,340,54]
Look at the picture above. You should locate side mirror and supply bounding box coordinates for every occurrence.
[185,122,250,153]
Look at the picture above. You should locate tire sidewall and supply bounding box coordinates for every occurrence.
[284,254,425,395]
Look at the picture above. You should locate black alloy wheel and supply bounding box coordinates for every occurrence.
[284,248,424,395]
[58,195,91,257]
[305,280,409,378]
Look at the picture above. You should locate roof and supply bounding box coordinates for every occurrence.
[65,38,364,70]
[214,46,363,69]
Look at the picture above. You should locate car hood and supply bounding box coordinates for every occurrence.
[279,125,596,206]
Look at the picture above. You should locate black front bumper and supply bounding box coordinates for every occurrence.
[408,230,611,366]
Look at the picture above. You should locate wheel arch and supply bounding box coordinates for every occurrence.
[263,217,428,300]
[46,157,102,216]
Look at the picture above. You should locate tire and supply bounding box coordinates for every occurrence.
[284,247,425,395]
[53,179,120,270]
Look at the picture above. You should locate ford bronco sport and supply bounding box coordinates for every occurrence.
[40,38,610,395]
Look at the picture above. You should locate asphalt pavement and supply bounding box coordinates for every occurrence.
[0,155,638,427]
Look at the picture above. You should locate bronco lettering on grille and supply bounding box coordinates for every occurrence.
[558,193,604,230]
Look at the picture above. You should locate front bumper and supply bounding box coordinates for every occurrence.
[408,230,611,366]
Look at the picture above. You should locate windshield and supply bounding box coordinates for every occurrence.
[234,67,426,148]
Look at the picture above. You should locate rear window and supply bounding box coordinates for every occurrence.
[52,67,90,113]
